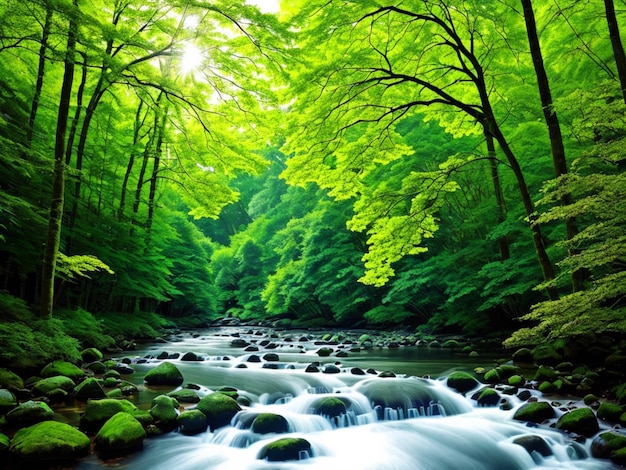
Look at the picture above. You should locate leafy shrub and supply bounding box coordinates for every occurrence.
[99,311,174,339]
[56,308,115,350]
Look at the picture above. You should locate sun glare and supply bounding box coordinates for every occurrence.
[180,43,205,75]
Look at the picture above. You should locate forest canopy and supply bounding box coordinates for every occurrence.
[0,0,625,346]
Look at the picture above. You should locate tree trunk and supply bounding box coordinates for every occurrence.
[40,0,78,318]
[119,99,145,220]
[26,3,53,146]
[521,0,583,292]
[604,0,626,104]
[485,133,510,261]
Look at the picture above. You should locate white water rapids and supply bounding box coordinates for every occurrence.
[73,328,621,470]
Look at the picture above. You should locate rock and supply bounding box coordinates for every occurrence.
[513,401,555,424]
[196,392,241,431]
[512,348,532,362]
[73,377,106,401]
[0,432,8,455]
[591,431,626,465]
[0,368,24,390]
[531,344,562,365]
[176,409,208,434]
[168,388,200,403]
[323,365,341,374]
[217,386,239,399]
[6,400,54,428]
[80,348,103,363]
[230,339,249,348]
[305,364,320,373]
[257,437,312,461]
[181,352,203,361]
[252,413,289,434]
[32,375,76,395]
[512,435,552,457]
[532,365,558,382]
[350,367,366,375]
[313,397,347,418]
[446,372,479,393]
[144,361,184,386]
[507,375,526,387]
[263,353,280,362]
[80,398,147,434]
[111,363,134,375]
[94,412,146,455]
[316,347,333,357]
[0,388,17,414]
[86,361,107,374]
[150,395,179,431]
[41,360,85,382]
[9,421,90,464]
[597,402,624,423]
[555,407,599,437]
[476,388,500,407]
[483,369,500,384]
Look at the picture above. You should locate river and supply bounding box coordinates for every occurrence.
[69,327,619,469]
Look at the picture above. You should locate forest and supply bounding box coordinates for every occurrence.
[1,0,625,355]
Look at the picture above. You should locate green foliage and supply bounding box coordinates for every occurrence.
[55,309,115,350]
[98,311,173,340]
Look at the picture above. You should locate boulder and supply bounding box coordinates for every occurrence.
[0,432,8,455]
[0,388,17,414]
[6,400,54,428]
[80,398,149,434]
[483,368,500,384]
[41,360,85,382]
[446,372,479,393]
[32,375,76,395]
[555,407,599,437]
[176,409,208,434]
[512,435,552,457]
[312,397,347,418]
[94,412,146,455]
[531,344,562,365]
[591,431,626,466]
[597,402,624,423]
[507,375,526,387]
[73,377,106,401]
[181,352,203,361]
[144,361,184,386]
[257,437,312,462]
[476,388,500,407]
[196,392,241,431]
[86,361,107,374]
[316,347,333,357]
[150,395,179,431]
[9,421,90,464]
[168,388,200,403]
[251,413,289,434]
[111,363,134,375]
[513,401,555,424]
[0,368,24,390]
[80,348,103,363]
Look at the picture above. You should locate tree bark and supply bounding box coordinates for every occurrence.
[604,0,626,104]
[485,133,510,261]
[521,0,583,292]
[40,0,78,318]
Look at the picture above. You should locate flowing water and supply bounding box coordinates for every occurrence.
[71,327,620,470]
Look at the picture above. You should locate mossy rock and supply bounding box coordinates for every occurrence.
[555,407,599,437]
[512,348,532,362]
[538,381,556,394]
[104,370,121,380]
[447,372,479,393]
[512,435,552,457]
[0,388,17,414]
[258,437,312,462]
[531,344,562,365]
[507,375,526,387]
[86,361,107,374]
[80,398,142,434]
[144,362,184,386]
[94,412,146,455]
[442,339,460,349]
[312,397,347,418]
[168,388,200,403]
[217,386,239,399]
[597,402,624,423]
[41,360,85,382]
[252,413,289,434]
[176,409,208,434]
[150,395,179,430]
[6,400,54,428]
[513,401,555,424]
[476,388,500,407]
[0,368,24,390]
[32,375,76,395]
[591,431,626,463]
[483,368,500,384]
[316,347,333,357]
[9,421,90,464]
[532,365,558,382]
[196,392,241,431]
[73,377,106,401]
[80,348,103,363]
[496,364,520,379]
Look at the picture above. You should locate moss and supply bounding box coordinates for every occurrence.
[176,409,208,434]
[73,377,106,401]
[252,413,289,434]
[0,432,9,454]
[41,360,85,382]
[32,376,76,395]
[6,400,54,428]
[447,372,479,393]
[483,368,500,384]
[9,421,90,463]
[144,362,184,386]
[80,398,142,434]
[476,388,500,407]
[597,402,624,423]
[555,407,599,437]
[257,437,312,462]
[313,397,347,418]
[0,368,24,390]
[196,392,241,431]
[80,347,103,363]
[513,401,555,424]
[94,412,146,455]
[507,375,525,387]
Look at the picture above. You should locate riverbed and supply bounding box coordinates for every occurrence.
[67,327,620,469]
